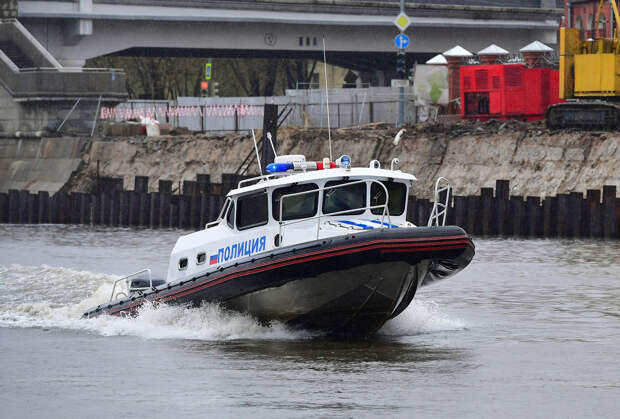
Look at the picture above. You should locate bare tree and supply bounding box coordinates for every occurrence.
[87,55,330,99]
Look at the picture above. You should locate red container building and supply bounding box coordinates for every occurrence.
[460,64,563,121]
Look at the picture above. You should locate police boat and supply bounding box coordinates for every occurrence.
[83,154,475,336]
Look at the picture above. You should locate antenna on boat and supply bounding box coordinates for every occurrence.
[267,132,277,157]
[322,36,333,161]
[250,129,263,175]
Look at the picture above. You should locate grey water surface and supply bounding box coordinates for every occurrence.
[0,225,618,418]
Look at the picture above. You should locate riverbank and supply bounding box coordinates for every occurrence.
[1,120,619,199]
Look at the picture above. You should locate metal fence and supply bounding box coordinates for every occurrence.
[103,87,417,132]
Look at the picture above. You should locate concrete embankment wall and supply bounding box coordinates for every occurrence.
[0,136,89,193]
[1,123,619,199]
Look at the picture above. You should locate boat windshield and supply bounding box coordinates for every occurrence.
[322,180,366,216]
[370,181,407,216]
[272,183,319,221]
[226,200,235,228]
[236,191,268,230]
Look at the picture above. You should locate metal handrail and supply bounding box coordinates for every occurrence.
[238,174,276,188]
[109,268,152,303]
[428,177,452,227]
[19,67,125,73]
[277,179,392,245]
[205,197,231,229]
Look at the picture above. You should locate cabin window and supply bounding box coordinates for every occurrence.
[197,252,206,265]
[322,180,367,216]
[226,201,235,229]
[272,183,319,221]
[236,191,268,230]
[370,181,407,216]
[178,257,188,270]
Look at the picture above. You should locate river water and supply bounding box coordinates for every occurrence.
[0,225,618,418]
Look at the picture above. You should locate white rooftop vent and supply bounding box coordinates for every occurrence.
[443,45,473,58]
[274,154,306,164]
[426,54,447,65]
[478,44,509,56]
[520,41,553,53]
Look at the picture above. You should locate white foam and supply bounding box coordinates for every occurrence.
[379,299,467,336]
[0,264,312,341]
[1,263,465,340]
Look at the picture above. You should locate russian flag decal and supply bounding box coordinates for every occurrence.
[209,254,218,265]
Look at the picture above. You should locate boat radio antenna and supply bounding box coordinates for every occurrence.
[250,129,263,175]
[267,132,277,157]
[322,36,333,161]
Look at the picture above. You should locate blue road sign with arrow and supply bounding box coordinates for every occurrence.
[394,33,410,50]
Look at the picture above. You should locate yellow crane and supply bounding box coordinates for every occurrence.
[546,0,620,129]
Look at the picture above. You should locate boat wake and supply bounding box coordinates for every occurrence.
[0,264,467,340]
[0,264,310,341]
[380,299,467,336]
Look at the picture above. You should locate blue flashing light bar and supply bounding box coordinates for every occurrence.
[266,162,294,173]
[339,155,351,167]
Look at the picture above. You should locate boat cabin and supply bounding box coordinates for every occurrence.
[166,157,416,283]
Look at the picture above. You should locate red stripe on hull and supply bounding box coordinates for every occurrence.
[109,235,472,316]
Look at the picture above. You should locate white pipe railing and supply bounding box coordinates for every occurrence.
[109,268,152,303]
[428,177,451,227]
[237,174,276,188]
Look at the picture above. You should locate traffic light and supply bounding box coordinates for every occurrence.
[396,53,407,79]
[212,81,219,97]
[200,81,209,97]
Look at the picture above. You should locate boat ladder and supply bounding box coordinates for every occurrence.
[428,177,452,227]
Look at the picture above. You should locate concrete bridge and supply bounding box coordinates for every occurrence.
[19,0,563,71]
[0,0,563,135]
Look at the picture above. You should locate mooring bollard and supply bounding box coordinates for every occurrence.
[509,196,524,237]
[28,192,36,224]
[159,192,170,228]
[568,192,583,238]
[406,196,417,225]
[0,192,7,223]
[480,187,493,236]
[134,176,149,194]
[89,197,95,226]
[169,201,178,229]
[526,196,541,237]
[2,175,618,240]
[586,189,601,238]
[453,196,466,229]
[190,194,200,230]
[109,191,118,226]
[18,190,29,224]
[465,195,479,235]
[200,194,209,229]
[556,193,569,237]
[602,185,617,238]
[495,180,510,236]
[48,194,57,224]
[196,174,211,195]
[38,191,49,224]
[149,192,159,229]
[179,196,188,229]
[159,180,172,195]
[417,198,429,226]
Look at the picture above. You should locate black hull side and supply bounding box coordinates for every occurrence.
[83,226,475,335]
